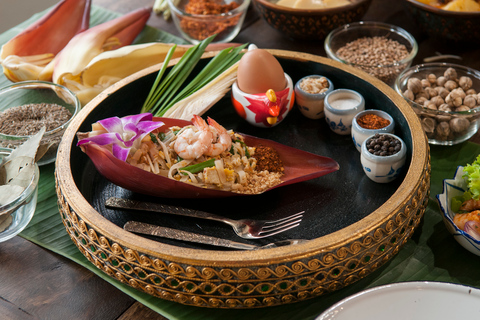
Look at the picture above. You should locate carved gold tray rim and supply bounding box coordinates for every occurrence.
[55,50,430,307]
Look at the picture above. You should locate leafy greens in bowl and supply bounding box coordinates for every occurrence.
[437,158,480,256]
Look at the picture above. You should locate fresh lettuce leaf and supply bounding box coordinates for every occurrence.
[463,154,480,200]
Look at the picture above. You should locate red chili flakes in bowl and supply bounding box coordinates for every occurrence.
[185,0,239,14]
[357,113,390,130]
[180,0,241,41]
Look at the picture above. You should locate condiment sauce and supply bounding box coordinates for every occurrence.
[329,98,359,110]
[357,114,390,130]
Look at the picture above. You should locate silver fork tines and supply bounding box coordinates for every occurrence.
[250,211,304,237]
[105,197,304,239]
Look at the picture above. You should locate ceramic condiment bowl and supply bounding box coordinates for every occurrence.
[295,75,334,119]
[360,133,406,183]
[0,147,39,243]
[231,73,294,128]
[324,89,365,135]
[352,109,395,152]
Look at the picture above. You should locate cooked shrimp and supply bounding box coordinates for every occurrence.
[204,117,232,157]
[174,115,212,160]
[453,210,480,230]
[460,199,480,212]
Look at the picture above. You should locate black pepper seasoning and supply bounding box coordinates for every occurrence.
[367,133,401,156]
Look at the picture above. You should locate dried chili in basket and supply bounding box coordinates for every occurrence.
[357,114,390,130]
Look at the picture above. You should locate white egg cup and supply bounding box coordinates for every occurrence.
[324,89,365,135]
[231,73,294,128]
[360,133,406,183]
[351,109,395,152]
[294,75,334,119]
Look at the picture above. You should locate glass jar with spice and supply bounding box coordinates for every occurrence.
[167,0,250,44]
[351,109,395,152]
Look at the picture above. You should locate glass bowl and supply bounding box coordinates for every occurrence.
[0,81,80,166]
[324,21,418,87]
[167,0,250,44]
[394,63,480,146]
[0,147,39,243]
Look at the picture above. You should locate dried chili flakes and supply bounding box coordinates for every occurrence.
[180,0,241,41]
[254,144,284,173]
[357,113,391,130]
[185,0,239,14]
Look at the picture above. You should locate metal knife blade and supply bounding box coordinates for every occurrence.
[124,221,259,250]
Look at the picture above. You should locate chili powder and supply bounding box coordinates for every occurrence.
[357,113,390,130]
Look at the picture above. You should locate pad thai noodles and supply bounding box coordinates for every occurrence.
[125,115,284,194]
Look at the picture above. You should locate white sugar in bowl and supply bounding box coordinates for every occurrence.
[324,89,365,135]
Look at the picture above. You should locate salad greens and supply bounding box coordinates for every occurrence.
[463,154,480,200]
[452,154,480,212]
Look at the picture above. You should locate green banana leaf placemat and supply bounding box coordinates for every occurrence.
[2,5,480,320]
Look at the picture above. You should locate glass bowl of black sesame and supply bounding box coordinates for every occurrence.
[360,133,406,183]
[0,81,80,166]
[324,21,418,87]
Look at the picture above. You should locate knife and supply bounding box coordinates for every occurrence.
[124,221,259,250]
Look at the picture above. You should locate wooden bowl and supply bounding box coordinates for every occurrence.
[55,50,430,308]
[404,0,480,43]
[252,0,372,40]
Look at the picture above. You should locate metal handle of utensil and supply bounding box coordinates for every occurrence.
[124,221,259,250]
[106,197,234,223]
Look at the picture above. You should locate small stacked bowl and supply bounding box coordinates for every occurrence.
[167,0,250,43]
[394,63,480,145]
[324,21,418,87]
[253,0,372,40]
[0,81,80,165]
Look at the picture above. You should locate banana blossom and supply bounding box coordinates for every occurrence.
[62,42,189,106]
[0,0,91,82]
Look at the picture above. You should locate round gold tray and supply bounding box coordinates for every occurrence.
[55,50,430,309]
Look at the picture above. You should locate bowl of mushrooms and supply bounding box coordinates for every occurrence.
[394,63,480,145]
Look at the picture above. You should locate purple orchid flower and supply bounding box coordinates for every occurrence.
[77,113,164,161]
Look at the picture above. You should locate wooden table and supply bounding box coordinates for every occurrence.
[0,1,479,319]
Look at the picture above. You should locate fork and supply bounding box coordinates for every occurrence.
[124,221,308,250]
[106,197,304,239]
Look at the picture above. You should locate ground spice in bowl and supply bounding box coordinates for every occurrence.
[0,103,72,136]
[335,36,410,85]
[357,113,390,130]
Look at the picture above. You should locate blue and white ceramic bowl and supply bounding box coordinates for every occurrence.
[352,109,395,152]
[436,166,480,256]
[324,89,365,135]
[360,133,406,183]
[295,75,334,119]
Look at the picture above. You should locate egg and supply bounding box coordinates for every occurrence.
[237,48,286,94]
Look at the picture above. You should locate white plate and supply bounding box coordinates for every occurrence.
[316,281,480,320]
